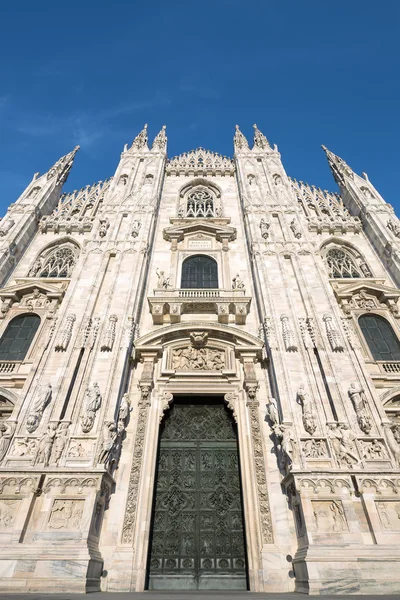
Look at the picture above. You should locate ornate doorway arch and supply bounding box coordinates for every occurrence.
[121,322,271,592]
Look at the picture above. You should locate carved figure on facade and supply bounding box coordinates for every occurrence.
[131,219,141,238]
[348,383,372,434]
[26,383,52,434]
[52,422,69,465]
[384,424,400,466]
[313,499,347,532]
[387,219,400,238]
[11,437,37,457]
[98,217,110,238]
[55,313,76,351]
[234,125,249,150]
[297,384,317,435]
[48,499,84,530]
[155,268,169,289]
[259,217,271,240]
[266,397,279,426]
[28,258,43,277]
[172,346,225,371]
[302,438,328,458]
[328,423,360,467]
[97,421,118,467]
[101,314,118,352]
[35,423,58,467]
[118,393,131,424]
[0,420,16,463]
[232,274,245,290]
[67,439,94,458]
[360,439,388,461]
[290,219,302,239]
[81,382,102,433]
[189,331,208,347]
[0,500,19,528]
[280,314,297,351]
[323,313,344,352]
[273,424,299,472]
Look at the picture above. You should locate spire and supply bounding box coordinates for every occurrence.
[253,124,270,150]
[321,145,354,187]
[131,124,148,150]
[152,125,167,151]
[47,145,80,186]
[234,125,249,150]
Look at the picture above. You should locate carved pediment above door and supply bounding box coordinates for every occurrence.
[163,220,236,251]
[0,280,66,318]
[331,279,400,317]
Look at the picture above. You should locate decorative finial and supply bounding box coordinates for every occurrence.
[234,125,249,150]
[253,124,270,150]
[321,145,354,187]
[152,125,167,151]
[46,146,80,186]
[131,124,148,150]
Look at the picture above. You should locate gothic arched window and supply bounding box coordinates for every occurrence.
[0,314,40,361]
[359,314,400,361]
[186,189,215,218]
[181,255,218,289]
[28,243,79,278]
[325,247,361,278]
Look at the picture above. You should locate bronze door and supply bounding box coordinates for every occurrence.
[147,399,248,590]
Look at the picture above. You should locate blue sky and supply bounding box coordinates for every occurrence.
[0,1,399,214]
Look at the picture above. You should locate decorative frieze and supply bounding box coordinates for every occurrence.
[48,499,84,530]
[171,347,225,371]
[312,500,348,532]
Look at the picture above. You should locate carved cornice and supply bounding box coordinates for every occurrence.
[163,220,236,244]
[166,148,235,176]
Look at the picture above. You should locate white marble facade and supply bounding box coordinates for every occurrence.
[0,124,399,593]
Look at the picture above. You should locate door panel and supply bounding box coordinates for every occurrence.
[147,400,247,590]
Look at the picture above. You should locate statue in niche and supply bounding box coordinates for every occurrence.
[348,383,372,434]
[384,424,400,466]
[131,219,141,238]
[273,174,283,187]
[81,382,102,433]
[119,174,128,186]
[98,217,109,238]
[361,187,374,200]
[156,268,169,289]
[259,217,270,239]
[232,274,245,290]
[35,423,58,466]
[359,262,373,277]
[118,393,131,423]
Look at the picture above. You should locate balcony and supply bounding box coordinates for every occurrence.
[148,288,251,325]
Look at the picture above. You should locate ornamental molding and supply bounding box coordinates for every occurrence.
[0,476,38,495]
[331,280,400,316]
[163,220,236,245]
[166,148,235,176]
[43,476,99,494]
[296,477,352,495]
[356,476,400,494]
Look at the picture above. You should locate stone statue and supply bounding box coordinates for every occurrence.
[156,268,169,289]
[297,384,317,435]
[98,421,118,466]
[259,217,270,240]
[232,274,245,290]
[28,258,43,277]
[384,424,400,466]
[266,398,279,425]
[131,219,141,238]
[118,393,131,423]
[26,383,52,433]
[81,382,102,433]
[0,420,16,463]
[387,219,400,238]
[290,219,302,239]
[98,217,110,238]
[36,423,58,466]
[52,422,69,465]
[273,424,298,471]
[348,383,372,434]
[328,423,359,467]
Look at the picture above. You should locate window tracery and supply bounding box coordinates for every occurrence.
[185,188,216,218]
[325,247,361,278]
[29,243,79,278]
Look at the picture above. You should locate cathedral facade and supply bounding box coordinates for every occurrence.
[0,124,399,594]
